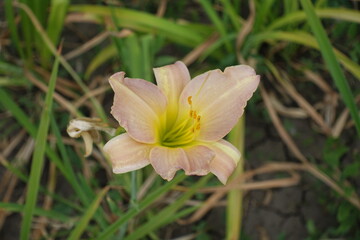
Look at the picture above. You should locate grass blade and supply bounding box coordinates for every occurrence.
[68,187,110,240]
[41,0,70,66]
[69,5,208,47]
[124,174,211,240]
[14,2,107,121]
[0,202,71,223]
[20,47,60,240]
[198,0,232,52]
[300,0,360,136]
[4,0,25,61]
[253,0,276,32]
[268,8,360,30]
[19,0,33,66]
[220,0,242,31]
[96,173,187,240]
[252,31,360,80]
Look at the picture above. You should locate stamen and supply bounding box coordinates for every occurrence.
[160,95,204,147]
[187,96,192,105]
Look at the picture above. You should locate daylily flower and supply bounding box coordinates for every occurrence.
[104,61,259,184]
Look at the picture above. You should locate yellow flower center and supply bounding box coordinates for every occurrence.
[160,96,201,147]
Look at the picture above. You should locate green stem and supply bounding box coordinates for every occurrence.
[226,114,245,240]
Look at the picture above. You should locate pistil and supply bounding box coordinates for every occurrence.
[161,95,202,147]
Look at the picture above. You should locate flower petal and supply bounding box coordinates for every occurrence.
[103,133,151,174]
[179,65,260,141]
[208,139,241,184]
[153,61,190,127]
[149,144,215,181]
[149,146,186,181]
[109,72,167,143]
[182,144,215,175]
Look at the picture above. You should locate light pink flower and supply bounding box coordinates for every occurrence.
[104,61,260,184]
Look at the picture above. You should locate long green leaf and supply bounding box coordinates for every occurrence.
[96,173,187,240]
[4,0,25,61]
[0,202,71,223]
[268,8,360,30]
[41,0,70,66]
[252,31,360,80]
[19,0,33,66]
[220,0,242,30]
[69,5,208,47]
[20,48,60,240]
[125,174,212,240]
[198,0,232,52]
[253,0,276,32]
[68,187,109,240]
[15,2,107,121]
[301,0,360,136]
[50,116,91,209]
[85,44,116,79]
[0,157,83,212]
[0,88,69,179]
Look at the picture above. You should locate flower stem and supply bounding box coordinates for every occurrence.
[226,114,245,240]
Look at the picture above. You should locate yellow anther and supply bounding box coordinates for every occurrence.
[187,96,192,105]
[197,115,201,121]
[196,123,201,130]
[193,111,197,119]
[189,110,193,117]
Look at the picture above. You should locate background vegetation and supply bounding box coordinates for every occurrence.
[0,0,359,239]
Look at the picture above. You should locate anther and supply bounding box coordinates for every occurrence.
[197,115,201,121]
[187,96,192,105]
[193,111,197,119]
[189,110,193,117]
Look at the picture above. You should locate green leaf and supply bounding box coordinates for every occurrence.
[17,2,106,120]
[68,187,110,240]
[268,8,360,31]
[337,202,350,222]
[124,175,211,240]
[96,173,187,240]
[323,138,348,168]
[343,161,360,178]
[198,0,232,52]
[4,0,25,61]
[252,31,360,80]
[85,44,116,79]
[301,0,360,136]
[20,48,60,240]
[69,5,208,47]
[40,0,70,66]
[0,202,71,223]
[306,220,316,235]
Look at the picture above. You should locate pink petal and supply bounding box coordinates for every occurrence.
[149,144,215,181]
[179,65,260,141]
[208,139,241,184]
[182,144,215,175]
[153,61,191,127]
[109,72,167,144]
[149,146,186,181]
[103,133,151,174]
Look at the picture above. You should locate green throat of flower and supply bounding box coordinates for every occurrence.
[160,96,201,147]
